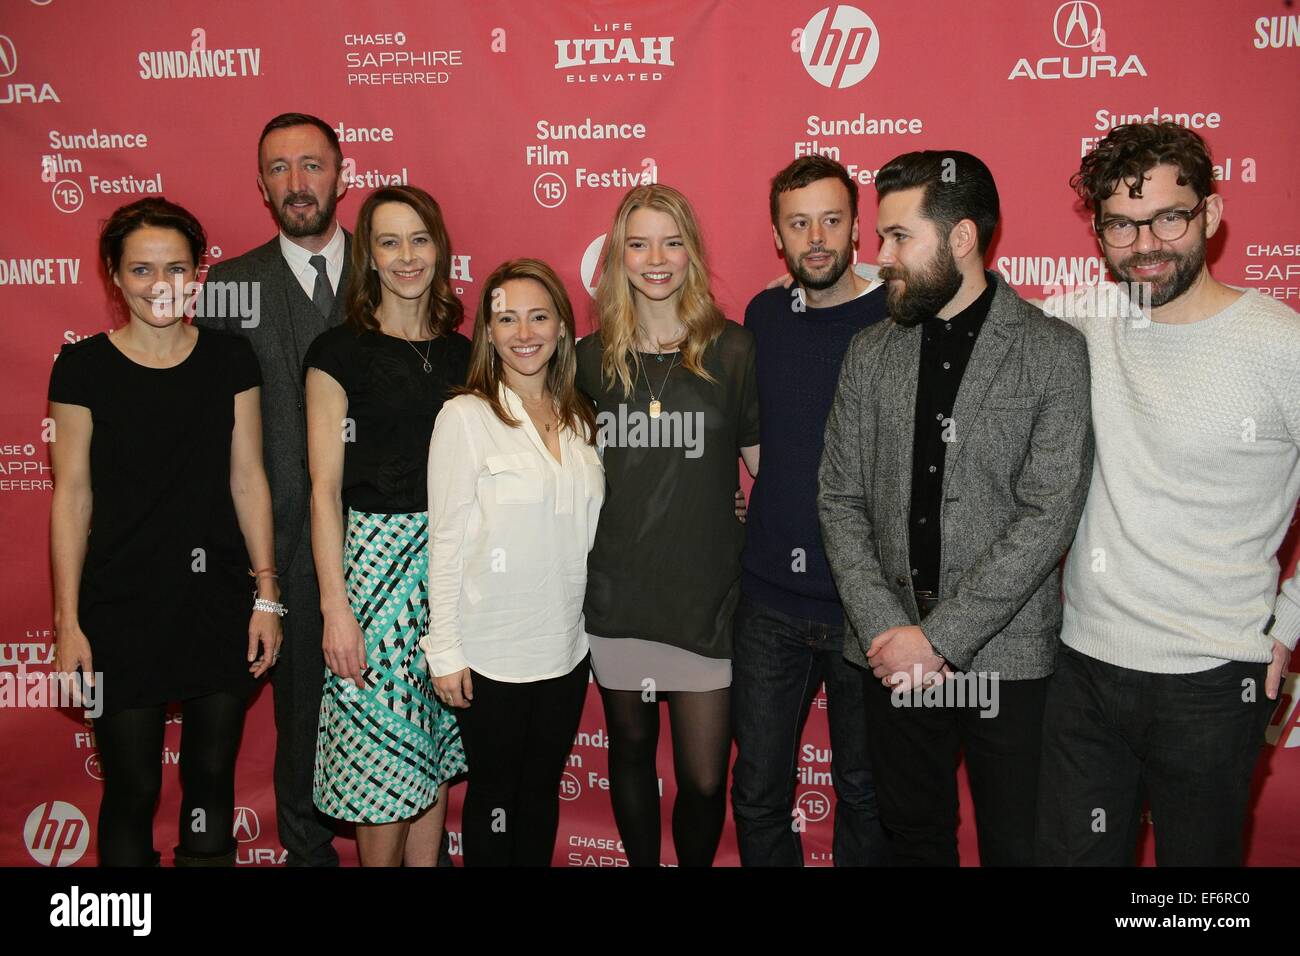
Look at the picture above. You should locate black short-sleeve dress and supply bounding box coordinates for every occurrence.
[47,328,263,717]
[575,321,760,691]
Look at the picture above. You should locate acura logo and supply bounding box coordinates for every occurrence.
[232,806,261,842]
[1053,1,1102,48]
[0,36,17,78]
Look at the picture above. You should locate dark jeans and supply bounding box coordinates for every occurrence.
[455,656,589,866]
[1036,643,1278,866]
[863,661,1047,866]
[731,594,889,866]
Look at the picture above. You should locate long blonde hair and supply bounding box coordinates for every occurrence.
[460,258,597,444]
[594,184,725,398]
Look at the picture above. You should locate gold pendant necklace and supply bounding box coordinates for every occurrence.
[635,349,678,419]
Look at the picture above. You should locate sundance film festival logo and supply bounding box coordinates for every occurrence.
[798,6,881,89]
[1010,1,1147,79]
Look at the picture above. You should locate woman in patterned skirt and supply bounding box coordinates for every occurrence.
[306,185,470,865]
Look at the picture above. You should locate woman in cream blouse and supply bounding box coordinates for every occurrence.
[422,258,603,866]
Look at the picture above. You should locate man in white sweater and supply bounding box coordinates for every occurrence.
[1035,122,1299,865]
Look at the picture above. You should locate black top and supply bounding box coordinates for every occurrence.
[909,273,997,592]
[303,324,470,513]
[741,284,889,625]
[48,328,263,716]
[576,321,760,659]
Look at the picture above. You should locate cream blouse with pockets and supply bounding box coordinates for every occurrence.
[422,384,605,682]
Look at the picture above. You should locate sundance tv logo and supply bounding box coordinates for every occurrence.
[1009,1,1147,79]
[799,5,881,89]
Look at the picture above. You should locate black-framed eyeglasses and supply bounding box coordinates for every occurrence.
[1095,199,1207,248]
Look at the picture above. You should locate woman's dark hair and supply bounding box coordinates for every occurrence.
[1071,121,1215,222]
[99,197,206,275]
[875,150,1000,254]
[344,185,463,338]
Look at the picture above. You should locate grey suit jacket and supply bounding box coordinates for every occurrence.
[817,275,1093,679]
[194,233,352,577]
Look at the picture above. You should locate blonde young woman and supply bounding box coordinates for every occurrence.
[576,185,760,866]
[423,258,602,866]
[306,185,469,866]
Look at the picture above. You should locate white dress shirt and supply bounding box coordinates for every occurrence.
[421,385,605,682]
[278,222,345,301]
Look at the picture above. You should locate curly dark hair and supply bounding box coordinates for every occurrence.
[1072,122,1214,221]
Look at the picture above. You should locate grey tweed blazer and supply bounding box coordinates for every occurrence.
[817,275,1093,680]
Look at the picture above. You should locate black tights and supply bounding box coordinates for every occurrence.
[93,691,248,866]
[599,686,731,867]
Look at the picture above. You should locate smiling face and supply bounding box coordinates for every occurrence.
[368,201,436,307]
[257,124,345,239]
[489,277,563,387]
[1096,163,1219,309]
[622,207,689,304]
[110,226,197,326]
[875,186,963,325]
[773,176,858,291]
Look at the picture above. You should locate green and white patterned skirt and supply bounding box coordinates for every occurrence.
[313,509,468,824]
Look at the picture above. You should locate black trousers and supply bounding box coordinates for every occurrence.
[272,561,338,866]
[455,657,590,866]
[1036,643,1277,866]
[862,665,1047,866]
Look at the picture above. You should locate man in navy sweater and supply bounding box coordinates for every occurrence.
[731,156,890,866]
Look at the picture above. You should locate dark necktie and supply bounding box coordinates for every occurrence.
[309,254,334,318]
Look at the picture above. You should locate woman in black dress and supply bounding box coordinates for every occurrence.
[576,184,760,866]
[49,198,282,867]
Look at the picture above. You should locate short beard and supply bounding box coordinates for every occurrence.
[787,245,851,291]
[1109,225,1207,308]
[276,188,338,239]
[879,239,964,326]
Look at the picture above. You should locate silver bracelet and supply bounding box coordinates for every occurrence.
[253,598,287,617]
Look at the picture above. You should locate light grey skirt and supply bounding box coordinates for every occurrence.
[588,634,731,692]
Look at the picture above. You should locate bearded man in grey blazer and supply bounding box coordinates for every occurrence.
[818,151,1093,866]
[195,113,350,866]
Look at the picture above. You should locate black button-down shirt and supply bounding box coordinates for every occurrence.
[908,274,997,593]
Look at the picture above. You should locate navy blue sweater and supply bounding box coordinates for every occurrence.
[741,283,889,625]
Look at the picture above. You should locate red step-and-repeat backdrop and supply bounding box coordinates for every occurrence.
[2,0,1298,866]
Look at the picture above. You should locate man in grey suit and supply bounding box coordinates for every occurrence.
[195,113,350,866]
[818,151,1093,866]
